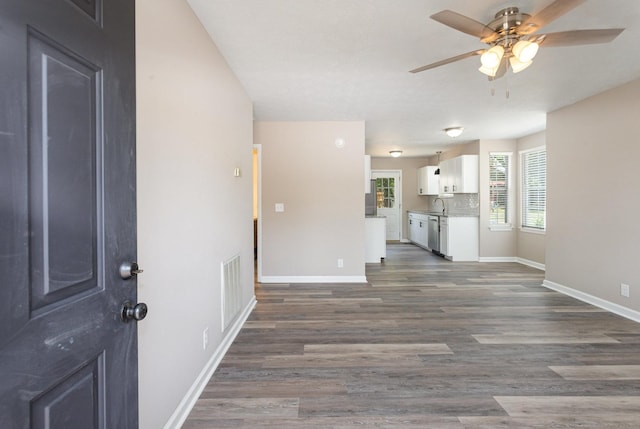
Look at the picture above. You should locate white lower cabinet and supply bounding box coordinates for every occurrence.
[365,217,386,263]
[407,212,428,249]
[440,216,449,257]
[440,217,478,262]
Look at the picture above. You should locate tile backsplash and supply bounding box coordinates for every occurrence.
[428,193,479,216]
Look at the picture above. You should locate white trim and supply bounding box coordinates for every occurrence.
[543,280,640,324]
[519,146,546,231]
[516,257,545,271]
[400,238,410,243]
[488,225,513,231]
[163,296,257,429]
[478,256,517,263]
[260,276,368,284]
[519,226,546,235]
[488,151,513,227]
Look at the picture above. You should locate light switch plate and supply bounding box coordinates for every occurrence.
[275,203,284,212]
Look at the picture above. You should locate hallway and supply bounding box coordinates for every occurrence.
[183,243,640,428]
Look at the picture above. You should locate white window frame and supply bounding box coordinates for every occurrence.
[519,146,546,234]
[488,152,513,231]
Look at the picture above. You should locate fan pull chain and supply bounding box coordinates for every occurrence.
[505,64,510,99]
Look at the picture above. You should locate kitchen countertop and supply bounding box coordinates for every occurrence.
[407,210,478,218]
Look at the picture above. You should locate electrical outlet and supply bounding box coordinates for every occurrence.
[621,283,630,298]
[337,258,344,268]
[203,327,209,350]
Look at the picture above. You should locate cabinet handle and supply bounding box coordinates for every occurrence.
[453,185,457,192]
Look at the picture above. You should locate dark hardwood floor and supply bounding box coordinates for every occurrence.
[183,243,640,428]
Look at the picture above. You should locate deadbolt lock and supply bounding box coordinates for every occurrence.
[119,261,143,280]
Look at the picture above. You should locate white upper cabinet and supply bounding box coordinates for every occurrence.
[439,155,478,194]
[417,166,439,195]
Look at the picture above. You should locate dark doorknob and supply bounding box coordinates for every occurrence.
[121,301,148,322]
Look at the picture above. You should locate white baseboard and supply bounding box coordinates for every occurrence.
[543,279,640,324]
[477,256,545,271]
[400,238,410,243]
[163,296,257,429]
[478,256,517,263]
[516,257,546,271]
[260,275,368,284]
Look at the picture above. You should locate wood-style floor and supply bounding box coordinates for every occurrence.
[183,243,640,428]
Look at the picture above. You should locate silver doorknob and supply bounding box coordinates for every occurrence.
[120,261,143,279]
[121,301,148,322]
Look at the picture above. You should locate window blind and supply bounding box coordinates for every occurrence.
[489,153,510,225]
[521,149,546,230]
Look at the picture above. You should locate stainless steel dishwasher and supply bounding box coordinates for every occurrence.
[427,215,440,254]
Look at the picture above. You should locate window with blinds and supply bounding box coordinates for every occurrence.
[521,148,546,230]
[489,153,511,227]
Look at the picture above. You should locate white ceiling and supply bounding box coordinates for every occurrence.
[187,0,640,157]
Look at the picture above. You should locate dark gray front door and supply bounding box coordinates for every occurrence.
[0,0,138,428]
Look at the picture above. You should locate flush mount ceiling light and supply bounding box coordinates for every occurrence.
[444,127,463,138]
[409,2,624,81]
[389,150,403,158]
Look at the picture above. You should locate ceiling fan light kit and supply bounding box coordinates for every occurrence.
[512,40,539,62]
[509,56,533,73]
[410,0,624,81]
[480,45,504,68]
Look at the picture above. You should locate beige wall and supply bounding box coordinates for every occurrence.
[136,1,254,427]
[430,141,480,163]
[546,79,640,311]
[516,131,546,265]
[371,156,431,240]
[255,121,366,281]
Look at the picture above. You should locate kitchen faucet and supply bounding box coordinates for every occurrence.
[433,197,446,215]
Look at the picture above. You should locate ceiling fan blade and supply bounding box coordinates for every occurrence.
[409,50,484,74]
[537,28,624,47]
[431,10,499,42]
[517,0,586,35]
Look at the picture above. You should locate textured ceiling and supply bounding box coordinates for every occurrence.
[188,0,640,157]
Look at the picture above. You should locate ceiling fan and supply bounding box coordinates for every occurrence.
[410,0,624,79]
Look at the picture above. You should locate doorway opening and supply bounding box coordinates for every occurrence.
[252,145,262,284]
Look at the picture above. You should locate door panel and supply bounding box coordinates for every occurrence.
[28,30,103,310]
[372,171,402,241]
[0,0,137,428]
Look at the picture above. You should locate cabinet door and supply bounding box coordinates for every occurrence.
[425,166,439,195]
[408,214,415,242]
[451,157,461,193]
[417,218,427,247]
[439,160,449,193]
[458,155,479,193]
[417,167,426,195]
[421,217,429,246]
[440,218,449,256]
